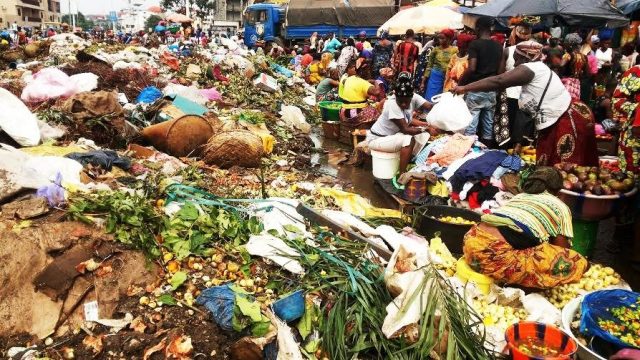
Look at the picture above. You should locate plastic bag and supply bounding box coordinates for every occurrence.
[245,234,305,275]
[200,87,222,102]
[69,73,99,93]
[136,86,163,104]
[580,289,640,349]
[36,172,65,206]
[279,105,311,134]
[21,68,78,103]
[195,284,236,331]
[426,92,472,132]
[0,88,41,146]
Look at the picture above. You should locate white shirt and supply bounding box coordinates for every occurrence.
[505,46,522,99]
[369,94,427,138]
[595,48,613,69]
[519,62,571,131]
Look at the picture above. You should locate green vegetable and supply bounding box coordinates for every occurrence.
[169,271,187,290]
[157,294,178,306]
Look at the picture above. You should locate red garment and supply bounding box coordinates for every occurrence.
[468,192,481,209]
[301,54,313,68]
[394,41,419,75]
[536,101,598,167]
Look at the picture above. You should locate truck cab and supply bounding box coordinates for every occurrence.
[243,3,285,48]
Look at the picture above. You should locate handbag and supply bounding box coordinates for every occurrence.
[513,69,553,144]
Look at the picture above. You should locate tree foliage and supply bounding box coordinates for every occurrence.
[145,14,163,30]
[61,12,95,29]
[160,0,217,19]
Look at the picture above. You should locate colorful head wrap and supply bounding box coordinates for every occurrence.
[380,30,389,39]
[456,33,476,47]
[361,49,373,59]
[355,42,364,52]
[440,28,455,40]
[515,40,544,61]
[359,30,367,38]
[564,33,583,47]
[395,72,414,97]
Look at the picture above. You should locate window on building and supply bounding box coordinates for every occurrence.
[17,8,21,16]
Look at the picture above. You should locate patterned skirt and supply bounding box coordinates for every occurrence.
[493,91,511,147]
[463,224,588,289]
[536,101,599,167]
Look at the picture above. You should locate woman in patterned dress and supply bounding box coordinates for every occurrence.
[463,167,587,289]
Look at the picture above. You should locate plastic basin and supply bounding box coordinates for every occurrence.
[318,101,343,121]
[371,150,400,180]
[414,205,481,254]
[505,321,578,360]
[561,296,606,360]
[558,187,637,221]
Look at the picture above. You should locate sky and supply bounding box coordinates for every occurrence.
[60,0,161,15]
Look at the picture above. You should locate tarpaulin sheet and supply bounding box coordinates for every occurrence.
[464,0,629,28]
[287,0,339,26]
[286,0,395,27]
[336,0,396,27]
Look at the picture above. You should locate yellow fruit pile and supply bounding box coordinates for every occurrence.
[437,216,476,226]
[545,264,621,308]
[473,300,528,329]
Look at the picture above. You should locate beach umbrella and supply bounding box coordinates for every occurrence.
[379,5,463,36]
[464,0,629,28]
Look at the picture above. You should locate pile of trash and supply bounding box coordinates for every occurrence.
[0,34,371,360]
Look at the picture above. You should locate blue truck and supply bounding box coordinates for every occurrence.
[243,0,397,48]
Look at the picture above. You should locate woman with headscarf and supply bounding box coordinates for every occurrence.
[366,72,434,173]
[338,58,382,127]
[463,167,587,288]
[337,37,359,75]
[422,29,458,101]
[560,33,590,102]
[501,22,534,148]
[372,31,394,79]
[454,40,598,166]
[443,33,475,92]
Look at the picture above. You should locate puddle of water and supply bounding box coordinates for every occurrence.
[309,128,395,208]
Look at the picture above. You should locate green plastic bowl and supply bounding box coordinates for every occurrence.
[319,101,343,121]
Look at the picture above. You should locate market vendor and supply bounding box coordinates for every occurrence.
[454,41,598,166]
[338,58,381,126]
[366,72,433,174]
[463,167,588,289]
[316,68,340,102]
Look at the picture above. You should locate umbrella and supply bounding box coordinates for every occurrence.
[464,0,629,28]
[165,13,192,23]
[379,5,463,36]
[424,0,459,10]
[617,0,640,15]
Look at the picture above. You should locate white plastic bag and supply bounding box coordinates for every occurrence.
[245,234,305,275]
[279,105,311,134]
[0,88,41,146]
[426,92,472,132]
[69,73,99,93]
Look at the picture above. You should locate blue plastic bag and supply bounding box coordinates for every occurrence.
[272,290,305,322]
[580,289,640,349]
[196,284,236,331]
[136,86,163,104]
[36,172,65,207]
[271,63,294,78]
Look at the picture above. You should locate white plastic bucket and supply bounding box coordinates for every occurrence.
[371,150,400,179]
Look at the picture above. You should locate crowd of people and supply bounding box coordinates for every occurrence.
[285,17,638,181]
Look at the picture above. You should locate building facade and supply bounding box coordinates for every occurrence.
[1,0,61,29]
